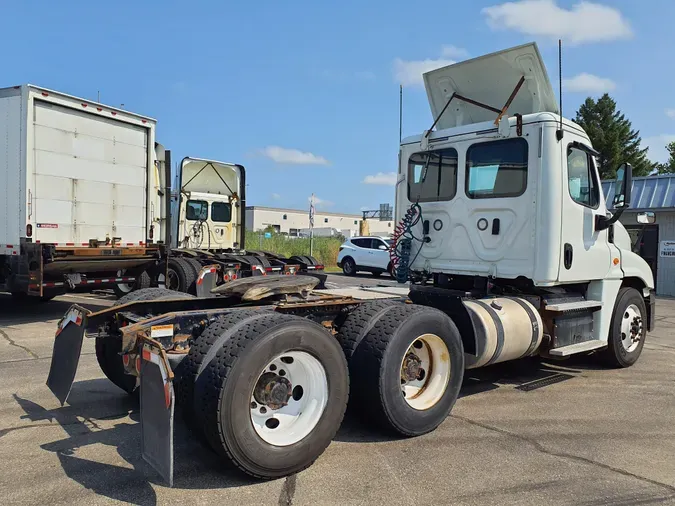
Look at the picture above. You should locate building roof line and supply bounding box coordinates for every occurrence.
[246,206,369,219]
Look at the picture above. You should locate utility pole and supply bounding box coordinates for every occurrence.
[309,194,315,256]
[399,84,403,144]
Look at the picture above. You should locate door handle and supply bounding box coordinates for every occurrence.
[564,243,573,270]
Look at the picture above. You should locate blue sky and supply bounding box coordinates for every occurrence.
[2,0,674,213]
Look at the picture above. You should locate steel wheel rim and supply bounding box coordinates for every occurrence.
[400,333,451,410]
[157,271,179,291]
[250,351,328,446]
[344,260,353,274]
[620,303,643,353]
[115,269,133,294]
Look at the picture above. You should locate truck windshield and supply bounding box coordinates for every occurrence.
[408,147,458,202]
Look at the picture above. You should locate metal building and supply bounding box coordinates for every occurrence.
[245,206,394,237]
[603,175,675,296]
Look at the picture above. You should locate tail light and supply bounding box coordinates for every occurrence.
[26,224,32,237]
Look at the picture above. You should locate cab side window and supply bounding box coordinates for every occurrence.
[567,146,599,208]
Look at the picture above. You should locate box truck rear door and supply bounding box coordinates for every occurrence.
[32,102,148,245]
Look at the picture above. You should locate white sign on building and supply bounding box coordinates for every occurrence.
[659,240,675,258]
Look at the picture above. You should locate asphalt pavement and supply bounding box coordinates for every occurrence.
[0,289,674,505]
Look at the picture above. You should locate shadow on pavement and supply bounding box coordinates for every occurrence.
[335,356,601,443]
[12,379,258,505]
[0,293,113,326]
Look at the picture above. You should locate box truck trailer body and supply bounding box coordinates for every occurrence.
[0,85,168,298]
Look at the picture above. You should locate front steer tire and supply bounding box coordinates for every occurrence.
[193,312,349,479]
[349,304,464,436]
[599,287,647,368]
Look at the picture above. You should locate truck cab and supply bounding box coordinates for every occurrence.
[395,43,654,363]
[175,157,245,251]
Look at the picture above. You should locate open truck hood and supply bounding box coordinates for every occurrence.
[423,42,558,129]
[180,157,243,196]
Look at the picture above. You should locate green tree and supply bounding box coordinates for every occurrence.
[574,94,654,178]
[656,142,675,174]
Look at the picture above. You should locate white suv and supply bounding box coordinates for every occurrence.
[337,236,393,277]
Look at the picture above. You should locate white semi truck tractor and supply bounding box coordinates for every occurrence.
[46,43,654,485]
[391,42,654,368]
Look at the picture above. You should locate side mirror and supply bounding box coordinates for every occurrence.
[378,245,388,251]
[596,162,633,231]
[613,163,632,209]
[637,212,655,224]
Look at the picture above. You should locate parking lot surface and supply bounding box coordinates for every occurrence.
[1,290,674,506]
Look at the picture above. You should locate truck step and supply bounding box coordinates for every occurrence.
[544,300,602,312]
[548,340,607,357]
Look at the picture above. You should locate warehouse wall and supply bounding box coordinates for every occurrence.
[620,211,675,296]
[245,206,393,236]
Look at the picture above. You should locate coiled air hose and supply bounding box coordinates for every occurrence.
[390,202,425,284]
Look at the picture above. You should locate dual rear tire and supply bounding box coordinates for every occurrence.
[178,301,464,478]
[180,311,349,479]
[100,290,464,479]
[337,301,464,436]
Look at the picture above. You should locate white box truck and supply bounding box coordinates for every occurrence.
[0,85,171,300]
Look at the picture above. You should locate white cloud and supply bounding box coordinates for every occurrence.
[393,44,468,87]
[362,172,398,185]
[441,45,469,59]
[394,57,456,87]
[271,193,281,200]
[259,146,329,166]
[642,135,675,163]
[666,109,675,119]
[309,195,334,208]
[482,0,633,45]
[562,73,616,93]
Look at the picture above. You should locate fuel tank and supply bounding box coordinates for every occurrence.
[463,297,542,369]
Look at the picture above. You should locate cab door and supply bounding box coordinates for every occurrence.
[558,139,612,282]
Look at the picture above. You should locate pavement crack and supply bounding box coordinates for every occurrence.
[0,423,55,438]
[0,329,39,359]
[374,448,414,501]
[278,473,297,506]
[453,414,675,494]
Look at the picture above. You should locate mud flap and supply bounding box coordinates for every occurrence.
[196,264,219,298]
[140,344,175,487]
[46,306,88,405]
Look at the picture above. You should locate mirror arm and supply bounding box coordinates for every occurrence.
[596,206,626,231]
